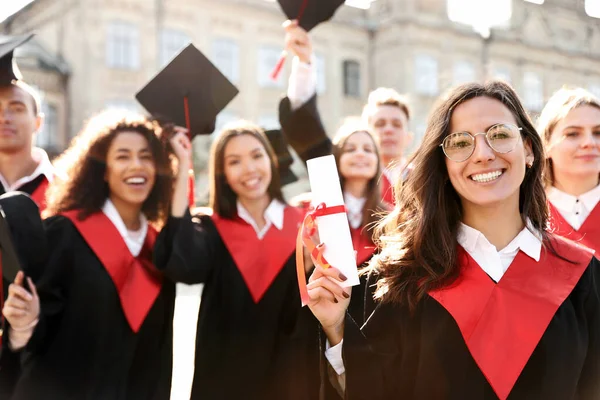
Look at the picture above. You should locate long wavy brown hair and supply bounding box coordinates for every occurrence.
[536,87,600,187]
[44,110,175,227]
[208,120,285,218]
[367,81,549,309]
[331,121,386,240]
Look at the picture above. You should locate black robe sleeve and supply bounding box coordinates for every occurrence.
[24,215,73,356]
[153,210,219,284]
[279,95,332,164]
[576,256,600,398]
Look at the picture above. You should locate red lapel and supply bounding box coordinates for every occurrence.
[351,227,375,266]
[30,177,49,214]
[211,206,302,303]
[62,211,162,333]
[429,235,593,400]
[549,201,600,254]
[380,174,395,205]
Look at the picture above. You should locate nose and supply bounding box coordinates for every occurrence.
[470,134,495,163]
[0,107,10,124]
[580,130,598,148]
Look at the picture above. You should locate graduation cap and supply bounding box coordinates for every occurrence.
[0,192,46,287]
[136,43,239,206]
[0,33,34,85]
[264,129,298,186]
[270,0,345,80]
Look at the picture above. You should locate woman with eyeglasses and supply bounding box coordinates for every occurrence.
[304,81,600,400]
[537,87,600,253]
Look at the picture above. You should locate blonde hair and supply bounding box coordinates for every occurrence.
[362,88,411,122]
[537,87,600,186]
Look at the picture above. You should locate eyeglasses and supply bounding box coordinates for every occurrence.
[440,124,523,162]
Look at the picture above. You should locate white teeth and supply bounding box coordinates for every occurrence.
[125,177,146,184]
[471,170,502,183]
[244,178,259,187]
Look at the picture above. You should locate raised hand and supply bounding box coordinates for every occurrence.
[306,264,350,346]
[169,127,193,175]
[283,19,313,64]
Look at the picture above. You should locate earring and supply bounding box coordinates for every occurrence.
[526,159,533,168]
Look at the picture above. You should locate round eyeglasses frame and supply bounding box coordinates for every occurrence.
[439,124,523,162]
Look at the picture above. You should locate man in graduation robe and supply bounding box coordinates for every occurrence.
[277,21,412,204]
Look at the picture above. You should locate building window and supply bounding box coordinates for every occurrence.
[258,46,285,88]
[106,21,140,69]
[315,53,326,94]
[586,0,600,18]
[38,103,58,148]
[212,37,240,84]
[415,54,439,96]
[493,67,512,84]
[522,72,544,111]
[343,60,361,97]
[453,61,476,85]
[258,114,280,130]
[160,29,190,67]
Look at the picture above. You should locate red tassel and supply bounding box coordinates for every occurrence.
[270,51,287,81]
[183,96,195,207]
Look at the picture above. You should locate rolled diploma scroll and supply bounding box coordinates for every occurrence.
[307,155,359,287]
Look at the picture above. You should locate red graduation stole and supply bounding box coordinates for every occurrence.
[211,206,303,303]
[350,227,375,266]
[380,173,395,205]
[429,235,593,400]
[549,201,600,254]
[29,177,49,214]
[61,211,162,333]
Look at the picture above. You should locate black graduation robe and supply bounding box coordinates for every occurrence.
[10,212,175,400]
[549,200,600,254]
[154,207,319,400]
[330,234,600,400]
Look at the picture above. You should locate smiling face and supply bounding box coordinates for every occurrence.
[338,131,379,181]
[0,85,41,154]
[105,131,156,210]
[444,96,533,212]
[223,134,272,204]
[547,105,600,181]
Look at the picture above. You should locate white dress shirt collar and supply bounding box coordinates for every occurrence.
[343,192,366,230]
[236,199,285,240]
[457,220,542,282]
[548,185,600,230]
[101,199,148,257]
[0,147,59,192]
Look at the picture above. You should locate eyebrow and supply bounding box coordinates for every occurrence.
[562,125,600,130]
[115,147,151,153]
[225,147,263,158]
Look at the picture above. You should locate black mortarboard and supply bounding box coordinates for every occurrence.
[0,33,34,85]
[0,192,47,286]
[136,43,239,138]
[277,0,345,32]
[265,129,298,186]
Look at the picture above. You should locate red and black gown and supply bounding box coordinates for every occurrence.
[333,234,600,399]
[549,201,600,254]
[9,211,175,399]
[154,207,316,400]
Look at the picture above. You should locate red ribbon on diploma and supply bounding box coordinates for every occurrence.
[296,202,346,306]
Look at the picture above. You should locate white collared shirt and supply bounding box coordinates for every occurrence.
[547,185,600,230]
[287,55,317,111]
[236,199,285,240]
[324,222,543,377]
[344,192,366,230]
[101,199,148,257]
[0,147,57,192]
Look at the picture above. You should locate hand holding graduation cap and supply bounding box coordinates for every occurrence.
[169,126,193,175]
[283,20,313,64]
[3,271,39,334]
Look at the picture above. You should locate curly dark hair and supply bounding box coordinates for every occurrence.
[44,110,175,227]
[367,81,550,310]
